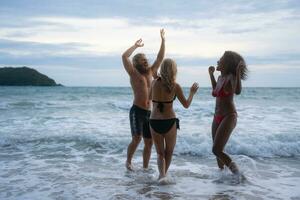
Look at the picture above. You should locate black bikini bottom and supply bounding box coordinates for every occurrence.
[149,118,180,135]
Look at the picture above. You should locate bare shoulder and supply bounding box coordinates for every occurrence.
[174,82,182,92]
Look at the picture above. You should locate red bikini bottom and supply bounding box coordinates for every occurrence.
[214,112,237,124]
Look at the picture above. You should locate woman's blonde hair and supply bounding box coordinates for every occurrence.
[160,58,177,93]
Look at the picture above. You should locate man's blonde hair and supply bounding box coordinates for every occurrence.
[132,53,145,67]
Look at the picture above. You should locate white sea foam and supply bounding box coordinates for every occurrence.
[0,87,300,199]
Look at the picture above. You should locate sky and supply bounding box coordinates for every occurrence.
[0,0,300,87]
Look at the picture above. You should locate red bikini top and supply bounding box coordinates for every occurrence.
[212,77,233,98]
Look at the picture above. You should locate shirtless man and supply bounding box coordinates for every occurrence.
[122,29,165,170]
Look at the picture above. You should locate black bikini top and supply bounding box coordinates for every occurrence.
[152,95,176,104]
[152,77,176,113]
[152,95,176,113]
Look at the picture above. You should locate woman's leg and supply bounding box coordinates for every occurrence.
[151,128,166,179]
[143,138,153,169]
[164,123,177,174]
[212,113,238,174]
[212,119,225,169]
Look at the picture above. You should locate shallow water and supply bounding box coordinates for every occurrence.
[0,87,300,199]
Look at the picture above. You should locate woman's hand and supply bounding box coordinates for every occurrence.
[190,82,199,94]
[208,66,215,75]
[160,29,165,41]
[134,39,144,47]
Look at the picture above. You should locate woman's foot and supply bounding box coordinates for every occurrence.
[158,174,165,180]
[158,176,168,185]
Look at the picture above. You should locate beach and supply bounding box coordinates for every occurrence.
[0,87,300,200]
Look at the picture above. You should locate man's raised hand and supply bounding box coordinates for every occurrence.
[134,39,144,47]
[160,29,165,41]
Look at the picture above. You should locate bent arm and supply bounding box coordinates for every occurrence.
[209,73,217,89]
[122,39,143,75]
[122,45,138,75]
[235,67,242,95]
[208,66,216,89]
[175,83,195,109]
[234,61,245,95]
[235,75,242,95]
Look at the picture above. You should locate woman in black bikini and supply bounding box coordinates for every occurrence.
[149,58,199,181]
[209,51,248,174]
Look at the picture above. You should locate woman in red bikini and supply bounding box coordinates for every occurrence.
[150,58,199,182]
[209,51,248,174]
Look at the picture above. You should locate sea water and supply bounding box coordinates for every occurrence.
[0,87,300,200]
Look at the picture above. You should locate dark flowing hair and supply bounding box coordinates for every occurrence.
[223,51,248,80]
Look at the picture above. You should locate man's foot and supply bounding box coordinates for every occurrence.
[126,161,134,171]
[218,167,224,171]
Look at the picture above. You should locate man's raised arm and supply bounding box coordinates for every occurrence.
[150,29,165,78]
[122,39,144,75]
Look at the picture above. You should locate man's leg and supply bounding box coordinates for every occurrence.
[127,105,142,170]
[126,135,141,170]
[142,120,153,169]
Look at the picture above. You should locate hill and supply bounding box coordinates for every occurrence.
[0,67,61,86]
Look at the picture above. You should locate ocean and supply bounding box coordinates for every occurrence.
[0,87,299,200]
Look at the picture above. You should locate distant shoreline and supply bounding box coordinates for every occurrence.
[0,86,299,88]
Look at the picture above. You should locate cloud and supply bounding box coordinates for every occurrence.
[0,39,88,55]
[1,0,299,56]
[0,53,121,69]
[36,66,129,87]
[0,0,299,86]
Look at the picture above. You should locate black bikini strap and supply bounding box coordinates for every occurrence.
[152,99,173,104]
[157,102,164,113]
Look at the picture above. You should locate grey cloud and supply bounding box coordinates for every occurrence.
[0,39,121,68]
[1,41,299,71]
[220,27,259,34]
[1,0,299,22]
[0,39,89,54]
[0,51,121,69]
[0,0,299,35]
